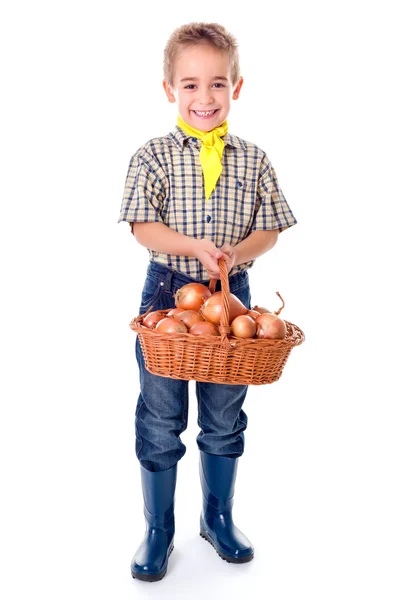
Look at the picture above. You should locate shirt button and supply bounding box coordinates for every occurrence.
[191,137,198,142]
[206,215,211,223]
[236,180,243,187]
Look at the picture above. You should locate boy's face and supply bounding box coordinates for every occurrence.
[163,43,243,132]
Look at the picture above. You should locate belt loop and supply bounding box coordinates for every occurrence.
[162,269,174,292]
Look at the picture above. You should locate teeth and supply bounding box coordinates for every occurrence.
[194,110,216,116]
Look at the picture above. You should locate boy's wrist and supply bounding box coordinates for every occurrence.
[232,247,240,268]
[191,237,202,258]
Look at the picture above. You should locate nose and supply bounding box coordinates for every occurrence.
[198,88,214,105]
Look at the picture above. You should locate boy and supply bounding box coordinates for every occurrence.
[119,22,297,582]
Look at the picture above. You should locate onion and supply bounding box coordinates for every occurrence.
[174,283,212,311]
[142,310,166,329]
[231,315,257,339]
[255,313,286,339]
[252,305,272,314]
[200,291,248,325]
[247,309,261,320]
[155,317,188,334]
[167,307,185,318]
[189,322,220,336]
[175,310,204,329]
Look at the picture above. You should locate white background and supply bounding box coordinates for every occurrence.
[1,1,399,598]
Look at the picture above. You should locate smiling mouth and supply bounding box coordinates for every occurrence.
[192,109,219,117]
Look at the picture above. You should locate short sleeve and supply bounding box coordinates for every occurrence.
[251,157,297,233]
[118,148,166,225]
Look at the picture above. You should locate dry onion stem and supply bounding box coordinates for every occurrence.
[274,292,285,316]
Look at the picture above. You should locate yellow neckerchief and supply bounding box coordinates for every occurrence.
[177,116,228,201]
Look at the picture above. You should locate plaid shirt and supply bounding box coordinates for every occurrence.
[118,126,297,281]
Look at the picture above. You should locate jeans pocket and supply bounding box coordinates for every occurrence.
[139,276,163,314]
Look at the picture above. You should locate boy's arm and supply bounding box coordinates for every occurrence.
[220,229,279,272]
[132,222,228,279]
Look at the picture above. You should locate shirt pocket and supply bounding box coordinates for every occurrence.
[217,176,257,241]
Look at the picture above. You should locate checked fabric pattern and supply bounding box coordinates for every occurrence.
[118,126,297,281]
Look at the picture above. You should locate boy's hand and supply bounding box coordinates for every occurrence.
[194,239,229,280]
[219,243,237,273]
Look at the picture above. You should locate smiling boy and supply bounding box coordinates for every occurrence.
[163,42,242,132]
[119,22,297,582]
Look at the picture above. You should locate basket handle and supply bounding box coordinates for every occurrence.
[209,258,231,336]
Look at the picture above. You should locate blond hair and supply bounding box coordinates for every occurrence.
[163,22,240,86]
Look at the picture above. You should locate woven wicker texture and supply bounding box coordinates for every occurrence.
[130,260,305,385]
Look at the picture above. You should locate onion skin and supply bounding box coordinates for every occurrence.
[255,313,286,340]
[155,317,188,334]
[174,283,212,311]
[142,310,166,329]
[189,322,220,336]
[231,315,257,339]
[167,308,185,318]
[252,305,272,314]
[175,310,204,329]
[247,309,261,320]
[200,291,248,325]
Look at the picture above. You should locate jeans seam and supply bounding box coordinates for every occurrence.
[135,399,145,458]
[196,382,203,425]
[181,385,189,433]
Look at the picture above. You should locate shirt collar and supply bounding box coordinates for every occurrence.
[171,126,243,151]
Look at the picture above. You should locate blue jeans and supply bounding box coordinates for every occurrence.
[135,262,252,472]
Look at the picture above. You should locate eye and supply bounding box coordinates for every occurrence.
[212,83,225,88]
[184,84,196,90]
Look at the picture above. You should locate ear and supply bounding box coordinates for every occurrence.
[232,77,244,100]
[163,80,176,103]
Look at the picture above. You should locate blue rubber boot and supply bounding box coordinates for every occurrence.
[199,451,254,563]
[131,464,177,582]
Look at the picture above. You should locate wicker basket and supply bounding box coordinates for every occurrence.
[130,260,305,385]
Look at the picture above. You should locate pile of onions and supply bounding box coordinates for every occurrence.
[140,282,288,341]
